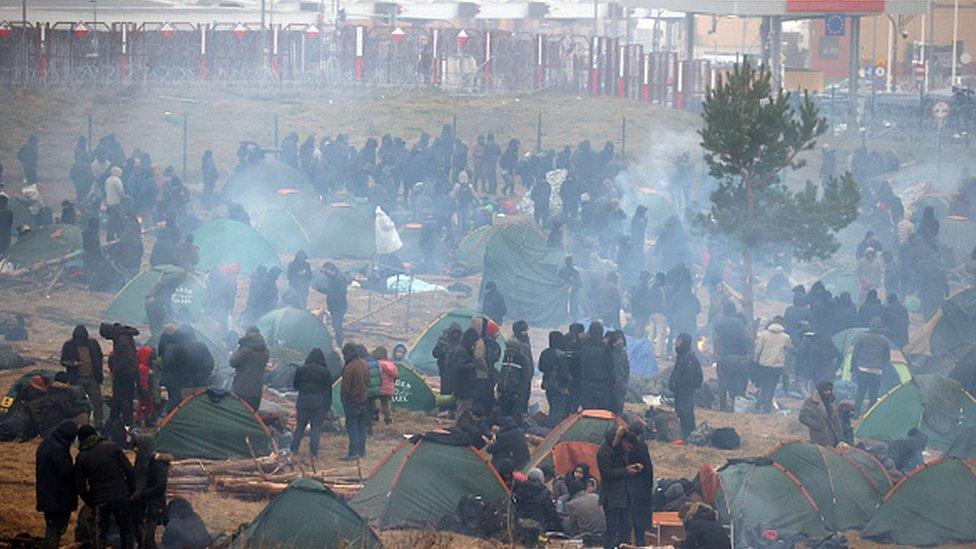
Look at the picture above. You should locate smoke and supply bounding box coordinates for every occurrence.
[615,127,702,225]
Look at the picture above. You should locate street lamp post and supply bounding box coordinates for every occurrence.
[950,0,959,85]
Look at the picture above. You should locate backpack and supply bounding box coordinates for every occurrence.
[710,427,741,450]
[366,358,382,397]
[497,362,524,395]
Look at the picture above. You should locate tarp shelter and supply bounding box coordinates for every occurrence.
[191,218,282,274]
[222,159,318,218]
[407,308,503,375]
[0,369,57,415]
[452,225,496,269]
[941,216,976,264]
[253,208,312,256]
[3,224,81,267]
[819,264,859,299]
[526,409,627,474]
[155,389,272,459]
[945,427,976,459]
[715,459,829,541]
[349,437,509,529]
[330,362,437,415]
[234,478,382,549]
[482,223,568,326]
[906,289,976,357]
[855,375,976,449]
[309,201,373,259]
[763,442,885,531]
[103,265,205,326]
[862,458,976,546]
[255,308,334,357]
[626,336,658,378]
[833,327,911,385]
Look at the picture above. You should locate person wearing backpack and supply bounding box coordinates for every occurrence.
[539,331,571,425]
[669,333,703,439]
[497,340,525,418]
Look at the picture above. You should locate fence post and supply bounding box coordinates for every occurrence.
[87,114,93,151]
[181,113,188,182]
[536,113,542,153]
[621,116,626,158]
[273,114,279,148]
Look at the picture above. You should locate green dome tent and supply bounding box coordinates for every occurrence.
[330,362,437,415]
[222,159,318,218]
[234,478,382,548]
[349,437,509,529]
[862,458,976,546]
[763,442,885,531]
[407,308,503,375]
[4,224,82,267]
[310,201,377,259]
[103,265,205,326]
[253,208,312,255]
[0,369,57,415]
[855,375,976,449]
[526,409,627,474]
[482,223,568,326]
[715,459,829,541]
[255,308,333,357]
[191,218,282,274]
[155,389,271,460]
[906,289,976,357]
[833,446,893,494]
[945,427,976,459]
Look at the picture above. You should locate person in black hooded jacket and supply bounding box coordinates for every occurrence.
[131,433,170,549]
[626,429,654,546]
[290,348,333,457]
[486,416,530,469]
[678,503,731,549]
[74,424,135,549]
[36,419,78,549]
[100,322,140,431]
[579,321,612,410]
[669,333,703,438]
[59,325,104,428]
[169,326,214,396]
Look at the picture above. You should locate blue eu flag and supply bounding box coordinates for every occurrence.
[825,14,846,37]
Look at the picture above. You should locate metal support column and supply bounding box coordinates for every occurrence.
[760,16,770,68]
[683,12,695,108]
[849,16,861,117]
[771,16,782,90]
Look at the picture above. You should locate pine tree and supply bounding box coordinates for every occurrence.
[696,60,860,320]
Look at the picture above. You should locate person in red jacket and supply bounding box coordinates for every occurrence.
[370,347,399,425]
[135,346,155,426]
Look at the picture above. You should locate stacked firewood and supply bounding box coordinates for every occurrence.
[166,455,363,500]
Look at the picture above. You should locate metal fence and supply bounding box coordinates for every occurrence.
[0,21,713,105]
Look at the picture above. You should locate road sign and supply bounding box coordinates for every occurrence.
[932,100,951,120]
[874,66,886,77]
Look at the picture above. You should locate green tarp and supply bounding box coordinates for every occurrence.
[350,438,508,529]
[310,201,375,259]
[716,459,829,541]
[331,362,437,415]
[482,223,568,327]
[255,308,334,356]
[0,369,57,415]
[765,442,883,531]
[155,390,271,460]
[192,218,282,274]
[253,208,312,256]
[452,225,496,270]
[407,308,503,375]
[4,224,82,267]
[526,410,625,472]
[103,265,206,326]
[863,458,976,546]
[855,375,976,449]
[235,478,382,548]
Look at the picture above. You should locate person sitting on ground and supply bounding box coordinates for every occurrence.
[887,428,928,474]
[485,416,530,469]
[562,477,605,540]
[513,468,563,533]
[678,502,731,549]
[161,497,212,549]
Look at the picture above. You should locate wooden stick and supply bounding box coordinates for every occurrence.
[245,436,269,482]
